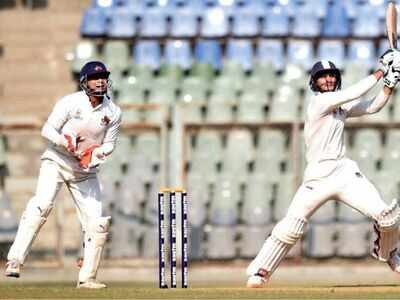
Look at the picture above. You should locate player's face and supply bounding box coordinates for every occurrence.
[316,72,337,93]
[87,74,108,95]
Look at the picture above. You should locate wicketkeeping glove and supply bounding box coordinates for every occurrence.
[379,49,395,75]
[62,134,84,154]
[383,67,400,88]
[79,144,106,169]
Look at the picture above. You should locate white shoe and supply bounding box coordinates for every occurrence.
[5,260,21,278]
[77,279,107,289]
[246,275,268,288]
[388,252,400,273]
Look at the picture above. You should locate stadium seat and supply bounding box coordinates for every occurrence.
[286,39,314,71]
[205,225,237,259]
[170,8,198,38]
[231,9,259,37]
[194,39,222,71]
[336,221,371,258]
[116,175,143,216]
[361,81,391,123]
[382,129,400,173]
[132,132,161,164]
[70,40,100,74]
[261,5,290,37]
[299,0,328,19]
[0,190,18,243]
[337,202,369,222]
[192,129,223,165]
[274,173,297,220]
[352,5,381,38]
[317,40,345,70]
[251,62,279,92]
[139,7,168,37]
[107,7,136,38]
[200,7,229,37]
[238,225,273,258]
[310,200,336,223]
[372,170,398,204]
[241,173,273,225]
[178,77,208,123]
[163,39,192,71]
[341,62,370,88]
[80,7,107,37]
[133,40,161,71]
[279,64,308,90]
[255,39,285,72]
[347,40,376,71]
[352,129,381,176]
[225,39,253,72]
[103,40,130,73]
[321,2,350,38]
[237,90,267,123]
[190,155,219,184]
[291,7,320,38]
[304,222,336,258]
[141,225,159,258]
[269,85,300,122]
[117,76,146,104]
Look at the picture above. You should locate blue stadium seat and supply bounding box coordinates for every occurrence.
[107,7,136,38]
[139,7,168,37]
[164,40,192,70]
[352,5,381,38]
[233,1,267,18]
[200,7,229,37]
[80,7,107,37]
[133,40,161,71]
[256,39,285,72]
[170,8,198,38]
[116,0,146,17]
[226,39,253,72]
[287,39,314,71]
[298,0,328,19]
[194,39,222,70]
[91,0,115,9]
[347,40,376,71]
[261,6,289,37]
[231,9,259,37]
[321,2,350,38]
[317,40,345,70]
[291,7,320,38]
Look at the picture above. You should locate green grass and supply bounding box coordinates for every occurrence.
[1,282,400,300]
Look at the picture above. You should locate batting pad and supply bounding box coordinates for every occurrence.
[246,216,307,277]
[79,216,111,282]
[372,200,400,262]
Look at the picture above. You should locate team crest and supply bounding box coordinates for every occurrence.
[101,115,111,126]
[94,65,103,71]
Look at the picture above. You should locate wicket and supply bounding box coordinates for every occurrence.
[158,188,188,288]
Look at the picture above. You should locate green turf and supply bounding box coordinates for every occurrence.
[1,282,400,300]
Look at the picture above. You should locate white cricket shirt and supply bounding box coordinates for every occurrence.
[41,91,122,175]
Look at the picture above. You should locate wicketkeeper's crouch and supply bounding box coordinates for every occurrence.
[247,49,400,288]
[4,61,122,289]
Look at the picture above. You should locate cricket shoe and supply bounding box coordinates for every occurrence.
[388,251,400,273]
[77,279,107,289]
[5,260,21,278]
[246,275,268,288]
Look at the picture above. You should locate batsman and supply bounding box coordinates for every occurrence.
[4,61,122,289]
[247,51,400,288]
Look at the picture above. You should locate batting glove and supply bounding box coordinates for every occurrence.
[383,67,400,88]
[379,49,395,75]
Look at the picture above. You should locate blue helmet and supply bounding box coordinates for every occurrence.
[79,61,111,96]
[309,60,341,92]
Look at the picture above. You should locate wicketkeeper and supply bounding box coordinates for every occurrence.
[247,50,400,288]
[4,61,122,289]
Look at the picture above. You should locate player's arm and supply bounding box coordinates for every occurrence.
[41,98,71,147]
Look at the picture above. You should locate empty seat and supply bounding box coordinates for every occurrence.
[341,62,370,88]
[80,7,107,37]
[261,5,289,37]
[347,40,376,71]
[372,171,398,203]
[241,173,273,225]
[189,225,206,260]
[304,222,336,258]
[225,39,253,72]
[317,40,345,70]
[310,200,336,223]
[200,7,229,37]
[107,7,136,38]
[238,225,273,258]
[337,202,368,222]
[269,85,300,122]
[231,9,259,37]
[117,173,145,216]
[274,173,296,220]
[194,39,222,71]
[0,190,18,243]
[352,5,381,38]
[141,225,159,258]
[291,7,320,38]
[133,40,161,71]
[103,40,130,73]
[192,129,223,163]
[251,63,279,92]
[321,2,350,38]
[279,64,308,90]
[117,76,146,104]
[132,132,161,164]
[336,221,371,258]
[70,40,100,74]
[205,225,237,259]
[225,129,254,163]
[286,39,314,71]
[255,39,285,72]
[352,129,381,175]
[206,89,236,123]
[163,40,192,71]
[139,7,168,37]
[237,90,267,123]
[170,8,198,38]
[382,129,400,172]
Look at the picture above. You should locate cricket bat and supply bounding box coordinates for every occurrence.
[387,1,398,49]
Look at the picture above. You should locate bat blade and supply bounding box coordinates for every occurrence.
[387,1,398,49]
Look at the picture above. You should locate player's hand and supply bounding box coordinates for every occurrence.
[379,49,395,75]
[383,67,400,88]
[62,134,84,154]
[79,144,106,170]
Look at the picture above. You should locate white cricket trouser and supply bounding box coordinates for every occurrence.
[247,158,390,278]
[8,159,102,263]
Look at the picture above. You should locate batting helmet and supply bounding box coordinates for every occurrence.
[309,60,341,92]
[79,61,111,97]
